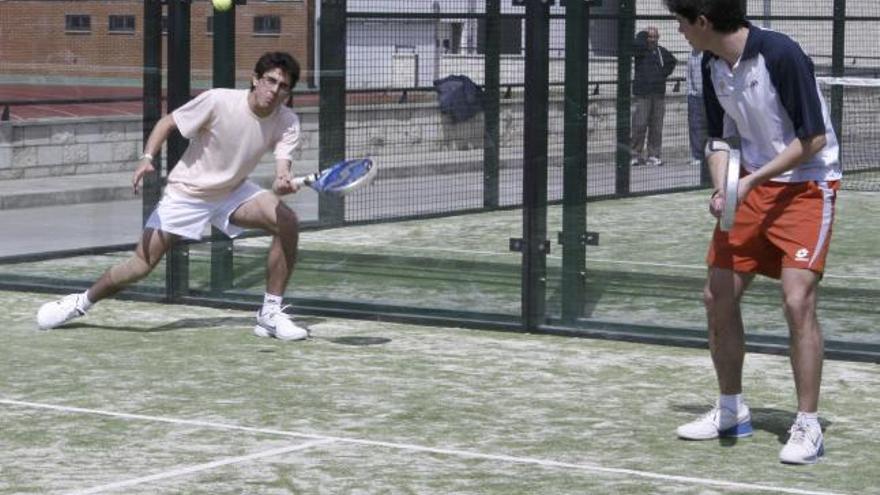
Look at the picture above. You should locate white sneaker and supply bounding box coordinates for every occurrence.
[253,306,308,341]
[646,156,664,167]
[677,404,753,440]
[36,293,87,330]
[779,418,824,464]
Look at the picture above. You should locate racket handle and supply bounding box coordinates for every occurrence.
[291,174,315,188]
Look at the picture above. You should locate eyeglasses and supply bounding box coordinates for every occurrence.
[259,75,292,94]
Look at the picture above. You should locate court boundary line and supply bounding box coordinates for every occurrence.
[1,398,849,495]
[65,439,335,495]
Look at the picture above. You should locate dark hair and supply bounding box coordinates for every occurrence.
[252,51,300,89]
[664,0,748,33]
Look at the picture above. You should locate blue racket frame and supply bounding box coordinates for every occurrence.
[293,157,377,195]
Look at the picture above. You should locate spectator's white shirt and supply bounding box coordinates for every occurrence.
[687,48,703,97]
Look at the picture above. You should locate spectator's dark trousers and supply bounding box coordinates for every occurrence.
[631,94,666,159]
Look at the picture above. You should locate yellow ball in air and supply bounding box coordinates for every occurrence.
[212,0,233,13]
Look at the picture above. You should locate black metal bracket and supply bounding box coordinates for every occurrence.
[557,231,600,247]
[509,238,552,254]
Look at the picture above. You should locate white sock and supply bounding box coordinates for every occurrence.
[261,293,283,314]
[719,393,744,413]
[796,411,820,427]
[78,290,94,311]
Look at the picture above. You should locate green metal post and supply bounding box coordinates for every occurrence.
[166,0,192,300]
[483,0,501,208]
[210,1,237,292]
[142,0,162,225]
[521,0,550,331]
[561,0,589,322]
[830,0,845,143]
[318,0,347,226]
[614,0,635,195]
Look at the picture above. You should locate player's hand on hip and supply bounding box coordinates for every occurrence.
[132,160,156,195]
[737,175,757,204]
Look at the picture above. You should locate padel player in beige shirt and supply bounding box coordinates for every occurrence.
[37,51,312,341]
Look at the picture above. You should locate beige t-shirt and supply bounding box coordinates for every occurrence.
[166,88,300,201]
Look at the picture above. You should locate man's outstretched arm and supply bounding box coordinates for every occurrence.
[133,114,178,194]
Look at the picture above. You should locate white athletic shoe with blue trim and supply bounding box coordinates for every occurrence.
[677,404,753,440]
[253,306,308,341]
[779,418,824,464]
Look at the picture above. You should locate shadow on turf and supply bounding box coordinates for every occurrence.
[62,316,392,346]
[673,404,833,446]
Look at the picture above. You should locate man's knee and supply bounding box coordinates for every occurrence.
[702,285,716,310]
[276,204,299,232]
[783,289,816,320]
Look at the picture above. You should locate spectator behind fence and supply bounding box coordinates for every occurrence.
[631,26,677,167]
[687,47,708,167]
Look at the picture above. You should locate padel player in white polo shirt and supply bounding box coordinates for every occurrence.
[664,0,841,465]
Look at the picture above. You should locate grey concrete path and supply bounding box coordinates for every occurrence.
[0,150,701,259]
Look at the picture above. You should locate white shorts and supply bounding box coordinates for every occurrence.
[145,180,267,240]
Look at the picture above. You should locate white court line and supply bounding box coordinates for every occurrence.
[305,241,880,282]
[65,439,334,495]
[1,398,849,495]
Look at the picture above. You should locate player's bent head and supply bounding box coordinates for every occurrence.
[663,0,747,33]
[252,52,301,92]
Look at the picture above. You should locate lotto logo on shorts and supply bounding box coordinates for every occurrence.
[795,248,810,262]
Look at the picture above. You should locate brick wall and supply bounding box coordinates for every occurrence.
[0,0,312,84]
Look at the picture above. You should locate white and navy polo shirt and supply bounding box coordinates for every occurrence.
[703,24,841,183]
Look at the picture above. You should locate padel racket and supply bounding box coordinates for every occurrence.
[719,149,741,231]
[292,157,377,196]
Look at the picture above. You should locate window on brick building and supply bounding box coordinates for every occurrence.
[65,15,91,33]
[109,15,136,33]
[254,15,281,35]
[207,16,213,34]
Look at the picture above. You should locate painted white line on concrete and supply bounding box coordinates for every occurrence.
[65,439,334,495]
[2,398,849,495]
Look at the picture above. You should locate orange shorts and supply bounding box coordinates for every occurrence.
[707,178,839,279]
